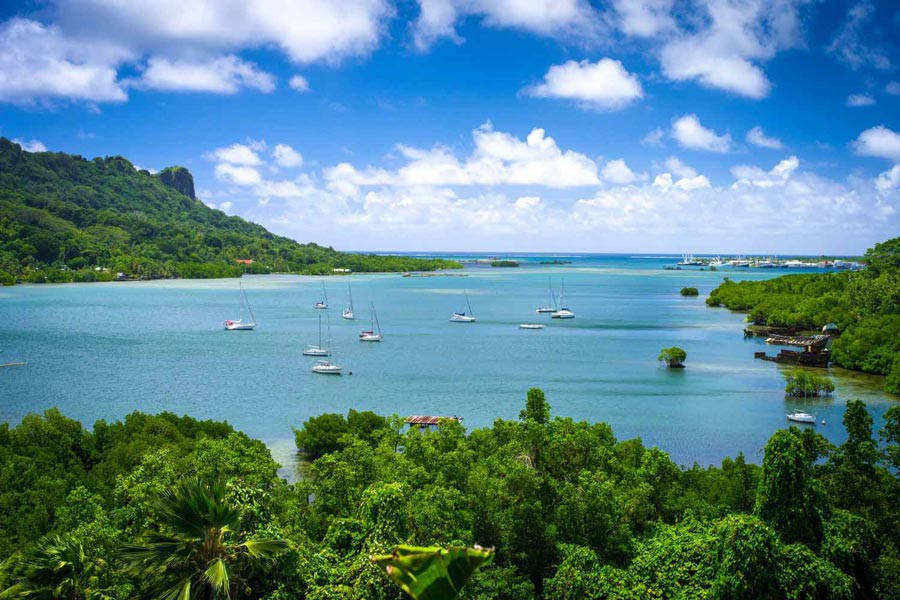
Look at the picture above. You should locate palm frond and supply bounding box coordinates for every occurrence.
[202,559,230,597]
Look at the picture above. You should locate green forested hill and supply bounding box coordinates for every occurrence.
[0,138,459,284]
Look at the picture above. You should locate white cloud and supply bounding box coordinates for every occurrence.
[273,144,303,168]
[56,0,392,64]
[601,159,643,184]
[731,156,799,187]
[658,0,805,99]
[642,128,665,147]
[887,81,900,95]
[827,2,891,71]
[214,163,262,186]
[411,0,601,50]
[211,143,263,166]
[0,18,128,104]
[12,138,47,152]
[613,0,675,37]
[664,156,697,179]
[845,93,875,107]
[0,1,391,104]
[204,127,896,253]
[852,126,900,161]
[137,55,274,93]
[875,164,900,191]
[288,75,309,92]
[671,114,731,153]
[746,126,783,149]
[325,123,600,189]
[526,58,643,110]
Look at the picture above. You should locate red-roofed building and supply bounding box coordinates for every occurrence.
[235,259,254,265]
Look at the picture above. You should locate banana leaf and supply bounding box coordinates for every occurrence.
[371,545,493,600]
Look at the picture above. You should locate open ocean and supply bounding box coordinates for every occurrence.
[1,254,895,473]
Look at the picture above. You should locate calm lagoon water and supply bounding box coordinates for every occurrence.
[1,255,896,470]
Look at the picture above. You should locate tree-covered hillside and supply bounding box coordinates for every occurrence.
[0,138,459,284]
[706,237,900,393]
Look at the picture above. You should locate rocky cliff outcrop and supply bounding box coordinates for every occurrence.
[157,166,196,199]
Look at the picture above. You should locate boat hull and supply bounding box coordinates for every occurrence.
[224,321,255,330]
[519,324,544,329]
[359,333,382,342]
[450,315,476,322]
[303,348,330,357]
[535,308,555,313]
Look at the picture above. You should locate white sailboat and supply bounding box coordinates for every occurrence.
[551,280,575,319]
[342,284,355,320]
[312,360,342,375]
[450,290,476,322]
[303,313,331,356]
[787,411,816,424]
[359,302,382,341]
[519,323,544,329]
[536,277,556,313]
[224,280,256,330]
[314,281,328,309]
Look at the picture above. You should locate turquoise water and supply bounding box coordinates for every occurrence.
[1,255,895,469]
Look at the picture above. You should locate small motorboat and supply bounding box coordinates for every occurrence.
[787,411,816,424]
[312,360,342,375]
[519,323,544,329]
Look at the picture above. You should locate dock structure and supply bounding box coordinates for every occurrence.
[764,334,831,352]
[405,415,463,431]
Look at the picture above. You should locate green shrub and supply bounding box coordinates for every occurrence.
[658,346,687,368]
[680,287,699,296]
[784,371,835,397]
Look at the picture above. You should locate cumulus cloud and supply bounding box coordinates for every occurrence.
[137,55,275,93]
[0,1,391,104]
[215,163,262,186]
[273,144,303,168]
[12,138,48,152]
[411,0,601,50]
[288,75,310,92]
[671,114,731,153]
[613,0,675,37]
[601,159,644,184]
[211,143,263,166]
[845,93,875,107]
[526,58,643,110]
[325,123,600,189]
[852,126,900,161]
[731,156,800,187]
[746,126,783,149]
[875,164,900,191]
[657,0,805,99]
[0,18,128,104]
[201,125,896,253]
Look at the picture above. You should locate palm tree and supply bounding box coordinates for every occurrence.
[1,534,108,600]
[120,478,287,600]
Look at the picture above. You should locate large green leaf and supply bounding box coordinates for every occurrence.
[371,545,493,600]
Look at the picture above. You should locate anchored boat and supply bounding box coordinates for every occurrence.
[342,283,355,320]
[224,280,256,330]
[359,302,383,342]
[303,313,331,356]
[787,411,816,424]
[450,290,476,322]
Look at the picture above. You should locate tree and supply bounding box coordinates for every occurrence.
[754,429,826,551]
[680,287,699,296]
[658,347,687,368]
[519,389,550,425]
[121,478,287,600]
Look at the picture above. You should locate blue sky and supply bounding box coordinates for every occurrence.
[0,0,898,254]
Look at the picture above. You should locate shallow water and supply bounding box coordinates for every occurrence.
[1,255,895,471]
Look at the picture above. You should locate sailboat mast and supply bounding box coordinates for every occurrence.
[241,281,256,324]
[465,290,473,316]
[348,284,354,312]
